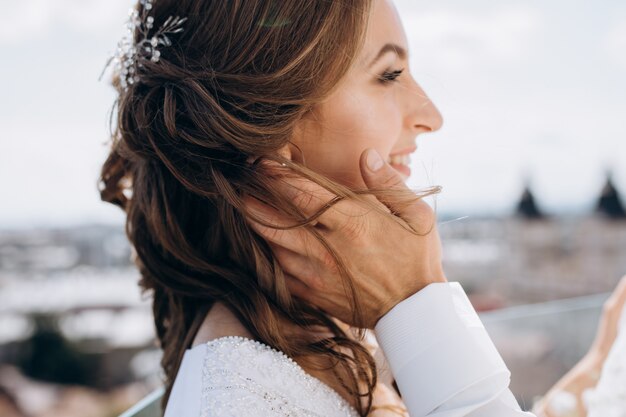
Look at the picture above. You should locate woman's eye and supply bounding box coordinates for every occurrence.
[378,68,404,84]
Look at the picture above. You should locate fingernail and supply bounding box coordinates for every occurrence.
[366,148,384,171]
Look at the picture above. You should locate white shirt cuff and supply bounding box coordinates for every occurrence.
[374,282,516,416]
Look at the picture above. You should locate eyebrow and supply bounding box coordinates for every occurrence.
[368,43,408,68]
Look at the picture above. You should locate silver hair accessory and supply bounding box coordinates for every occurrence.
[99,0,187,91]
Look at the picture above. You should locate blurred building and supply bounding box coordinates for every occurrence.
[441,173,626,307]
[596,172,626,219]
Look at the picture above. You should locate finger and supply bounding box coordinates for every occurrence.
[284,272,314,301]
[359,148,437,231]
[284,272,339,319]
[604,274,626,316]
[270,243,324,291]
[260,159,363,230]
[612,275,626,303]
[244,196,328,258]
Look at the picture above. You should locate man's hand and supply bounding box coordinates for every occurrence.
[243,148,446,328]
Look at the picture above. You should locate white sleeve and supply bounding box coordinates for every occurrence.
[374,282,536,417]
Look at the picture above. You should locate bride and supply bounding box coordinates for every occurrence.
[98,0,626,416]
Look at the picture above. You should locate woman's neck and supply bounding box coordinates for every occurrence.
[191,301,254,348]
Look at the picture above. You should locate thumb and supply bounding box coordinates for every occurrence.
[359,148,434,227]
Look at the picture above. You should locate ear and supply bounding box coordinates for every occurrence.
[278,118,307,164]
[276,143,292,162]
[277,141,304,164]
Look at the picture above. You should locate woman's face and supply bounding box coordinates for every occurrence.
[288,0,443,187]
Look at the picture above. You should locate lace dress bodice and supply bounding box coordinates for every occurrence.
[200,336,360,417]
[165,334,408,417]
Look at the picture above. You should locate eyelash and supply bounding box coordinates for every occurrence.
[378,68,405,84]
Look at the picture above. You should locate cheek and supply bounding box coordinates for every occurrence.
[305,90,402,186]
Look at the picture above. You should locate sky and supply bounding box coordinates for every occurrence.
[1,0,625,228]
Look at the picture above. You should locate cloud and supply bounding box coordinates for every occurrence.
[604,20,626,68]
[400,6,542,70]
[0,0,130,46]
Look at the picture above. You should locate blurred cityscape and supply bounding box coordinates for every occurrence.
[0,174,625,416]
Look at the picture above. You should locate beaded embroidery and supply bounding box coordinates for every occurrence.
[200,336,360,417]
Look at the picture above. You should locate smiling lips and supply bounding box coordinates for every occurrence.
[387,148,413,179]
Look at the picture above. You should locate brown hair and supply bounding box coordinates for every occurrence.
[98,0,438,415]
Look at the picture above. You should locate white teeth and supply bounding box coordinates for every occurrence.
[388,154,410,166]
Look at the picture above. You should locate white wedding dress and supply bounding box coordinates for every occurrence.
[164,282,536,416]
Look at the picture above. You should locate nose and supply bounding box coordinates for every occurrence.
[404,77,443,134]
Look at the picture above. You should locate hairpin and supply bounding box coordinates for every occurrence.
[99,0,187,91]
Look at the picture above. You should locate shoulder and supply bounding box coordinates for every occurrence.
[191,301,254,348]
[165,336,360,417]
